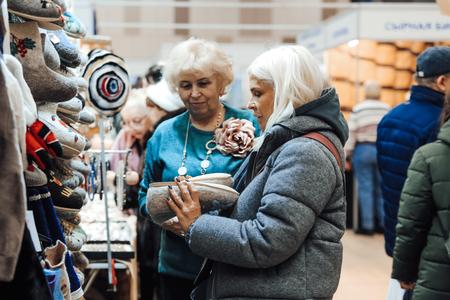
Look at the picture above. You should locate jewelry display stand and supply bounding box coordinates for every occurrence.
[99,116,114,289]
[83,117,134,294]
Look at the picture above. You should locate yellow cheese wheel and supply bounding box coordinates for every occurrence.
[376,66,396,87]
[381,88,397,107]
[333,80,353,108]
[349,58,376,83]
[394,50,415,70]
[395,90,408,105]
[410,42,426,54]
[410,57,417,73]
[394,71,413,89]
[348,40,378,60]
[375,44,397,65]
[395,41,413,49]
[326,49,351,80]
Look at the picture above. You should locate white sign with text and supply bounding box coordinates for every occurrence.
[359,9,450,41]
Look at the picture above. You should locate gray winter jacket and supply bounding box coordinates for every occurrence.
[187,88,348,299]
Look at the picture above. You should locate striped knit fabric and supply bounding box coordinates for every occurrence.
[346,99,390,154]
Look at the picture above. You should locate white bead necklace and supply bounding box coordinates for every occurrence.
[178,104,224,176]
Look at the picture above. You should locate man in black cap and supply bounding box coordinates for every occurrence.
[376,46,450,298]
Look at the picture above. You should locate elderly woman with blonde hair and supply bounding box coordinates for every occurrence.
[166,45,348,299]
[138,38,259,300]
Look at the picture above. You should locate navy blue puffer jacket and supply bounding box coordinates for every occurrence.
[376,85,444,257]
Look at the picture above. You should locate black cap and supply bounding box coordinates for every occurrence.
[416,46,450,78]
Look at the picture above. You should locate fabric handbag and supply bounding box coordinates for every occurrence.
[147,173,239,225]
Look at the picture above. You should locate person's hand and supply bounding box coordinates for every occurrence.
[399,281,416,290]
[122,208,136,216]
[345,160,351,171]
[121,126,136,148]
[161,217,185,237]
[166,179,201,233]
[125,170,140,185]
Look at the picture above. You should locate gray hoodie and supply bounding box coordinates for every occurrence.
[188,88,348,299]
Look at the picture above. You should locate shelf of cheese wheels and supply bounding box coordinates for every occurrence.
[325,39,450,119]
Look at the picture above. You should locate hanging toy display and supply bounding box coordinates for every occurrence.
[81,49,130,117]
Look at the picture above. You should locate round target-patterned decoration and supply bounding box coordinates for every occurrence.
[82,49,130,117]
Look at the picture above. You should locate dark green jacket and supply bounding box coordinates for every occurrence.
[392,119,450,300]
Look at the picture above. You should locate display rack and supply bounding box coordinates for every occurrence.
[81,141,137,299]
[326,40,439,110]
[297,3,450,115]
[84,123,132,292]
[79,195,137,297]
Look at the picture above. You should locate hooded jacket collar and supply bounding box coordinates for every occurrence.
[410,85,445,108]
[278,87,349,146]
[233,88,348,191]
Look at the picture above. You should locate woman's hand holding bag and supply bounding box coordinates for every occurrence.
[147,173,239,225]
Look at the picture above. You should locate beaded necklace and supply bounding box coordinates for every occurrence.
[178,104,224,176]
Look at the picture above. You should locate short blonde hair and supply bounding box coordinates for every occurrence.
[164,38,233,93]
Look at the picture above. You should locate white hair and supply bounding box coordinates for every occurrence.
[121,88,149,119]
[364,80,381,99]
[164,38,233,93]
[248,45,329,149]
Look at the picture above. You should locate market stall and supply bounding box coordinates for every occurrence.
[297,3,450,230]
[298,3,450,116]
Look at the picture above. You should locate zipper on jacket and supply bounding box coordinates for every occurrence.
[211,268,217,300]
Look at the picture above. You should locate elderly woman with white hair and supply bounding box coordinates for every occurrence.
[138,38,259,300]
[165,45,349,299]
[346,80,390,235]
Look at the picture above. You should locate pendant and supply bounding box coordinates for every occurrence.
[200,160,210,169]
[178,166,187,176]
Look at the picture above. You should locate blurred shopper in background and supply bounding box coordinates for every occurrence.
[138,38,258,300]
[346,80,390,235]
[392,90,450,300]
[377,46,450,299]
[132,75,146,89]
[112,63,166,133]
[111,89,152,181]
[145,63,164,86]
[166,45,348,300]
[110,83,185,299]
